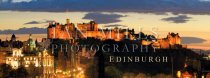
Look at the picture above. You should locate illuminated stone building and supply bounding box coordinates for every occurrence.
[41,49,54,77]
[47,19,135,41]
[3,34,54,77]
[0,34,23,64]
[5,48,54,77]
[152,32,182,49]
[48,19,76,39]
[6,48,23,69]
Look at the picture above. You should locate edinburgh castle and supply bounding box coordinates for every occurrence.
[47,19,183,49]
[47,19,134,41]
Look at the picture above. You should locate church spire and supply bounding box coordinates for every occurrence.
[29,34,32,39]
[11,34,16,42]
[66,19,70,24]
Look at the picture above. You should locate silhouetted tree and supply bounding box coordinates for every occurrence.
[9,66,29,78]
[105,66,122,78]
[0,64,12,78]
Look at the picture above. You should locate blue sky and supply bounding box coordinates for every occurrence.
[1,0,210,15]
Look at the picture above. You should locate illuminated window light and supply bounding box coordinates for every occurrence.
[35,63,38,67]
[25,65,29,67]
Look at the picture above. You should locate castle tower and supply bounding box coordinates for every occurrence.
[55,23,61,39]
[27,34,36,52]
[90,21,98,31]
[175,33,181,44]
[167,32,175,45]
[166,32,181,48]
[47,22,56,39]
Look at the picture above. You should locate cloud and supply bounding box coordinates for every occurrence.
[199,0,210,2]
[104,24,127,27]
[0,27,46,34]
[0,0,32,3]
[12,0,32,3]
[83,12,126,24]
[1,0,210,15]
[161,15,192,23]
[24,19,54,25]
[181,37,207,44]
[24,21,41,24]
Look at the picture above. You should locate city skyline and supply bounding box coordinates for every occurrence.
[1,0,210,77]
[0,0,210,49]
[0,11,210,50]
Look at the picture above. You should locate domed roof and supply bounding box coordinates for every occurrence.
[27,34,35,44]
[11,34,16,41]
[11,34,16,39]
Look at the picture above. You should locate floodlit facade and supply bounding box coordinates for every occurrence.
[47,19,135,41]
[6,48,54,77]
[152,32,182,49]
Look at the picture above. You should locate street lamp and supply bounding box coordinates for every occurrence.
[77,67,82,71]
[202,74,205,78]
[177,71,181,78]
[194,72,197,78]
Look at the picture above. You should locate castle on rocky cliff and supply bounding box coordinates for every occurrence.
[47,19,134,41]
[47,19,183,49]
[152,32,182,49]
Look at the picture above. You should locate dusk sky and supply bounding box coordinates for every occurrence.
[0,0,210,50]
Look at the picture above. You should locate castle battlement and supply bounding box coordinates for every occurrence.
[152,32,182,49]
[47,19,135,41]
[47,19,183,49]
